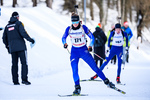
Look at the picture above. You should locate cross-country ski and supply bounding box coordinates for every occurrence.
[58,94,88,97]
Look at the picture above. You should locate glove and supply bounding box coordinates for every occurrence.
[30,38,35,44]
[106,47,110,53]
[125,47,129,54]
[88,46,92,52]
[64,43,68,49]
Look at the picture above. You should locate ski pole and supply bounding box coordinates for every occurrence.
[91,52,105,61]
[91,52,111,69]
[66,48,70,54]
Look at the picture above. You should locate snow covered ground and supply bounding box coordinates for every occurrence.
[0,1,150,100]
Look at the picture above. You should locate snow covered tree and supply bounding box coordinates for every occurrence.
[46,0,53,9]
[32,0,37,7]
[63,0,76,13]
[0,0,3,6]
[12,0,17,7]
[90,0,94,20]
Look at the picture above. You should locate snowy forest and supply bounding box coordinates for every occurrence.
[1,0,150,42]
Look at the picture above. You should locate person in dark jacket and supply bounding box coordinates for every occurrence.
[2,11,35,85]
[90,24,107,80]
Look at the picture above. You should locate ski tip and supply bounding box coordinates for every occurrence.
[117,83,126,86]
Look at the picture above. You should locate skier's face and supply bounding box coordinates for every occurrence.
[124,24,128,28]
[72,21,79,27]
[115,28,121,33]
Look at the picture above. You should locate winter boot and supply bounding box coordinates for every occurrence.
[104,78,115,88]
[14,82,20,85]
[90,74,98,80]
[73,85,81,95]
[22,80,31,85]
[116,77,121,84]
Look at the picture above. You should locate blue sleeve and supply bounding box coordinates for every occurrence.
[82,25,95,47]
[124,31,129,47]
[62,26,70,45]
[128,28,133,40]
[108,31,113,47]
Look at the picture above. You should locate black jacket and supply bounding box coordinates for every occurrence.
[93,27,107,60]
[2,17,33,53]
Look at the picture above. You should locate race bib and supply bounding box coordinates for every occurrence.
[69,27,86,47]
[112,32,124,46]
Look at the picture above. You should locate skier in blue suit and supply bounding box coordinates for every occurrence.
[122,21,133,63]
[100,23,128,84]
[62,12,115,95]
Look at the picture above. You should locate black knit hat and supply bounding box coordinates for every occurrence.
[12,11,19,17]
[115,23,121,28]
[71,16,79,22]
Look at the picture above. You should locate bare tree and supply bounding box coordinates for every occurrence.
[131,0,150,41]
[63,0,76,13]
[32,0,37,7]
[0,0,3,6]
[12,0,17,7]
[46,0,53,8]
[90,0,94,20]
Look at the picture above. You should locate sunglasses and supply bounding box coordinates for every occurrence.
[72,21,79,24]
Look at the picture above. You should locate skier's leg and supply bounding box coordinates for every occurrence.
[90,60,99,80]
[117,51,123,76]
[81,51,106,80]
[70,55,80,85]
[100,50,116,70]
[82,52,115,88]
[116,49,123,83]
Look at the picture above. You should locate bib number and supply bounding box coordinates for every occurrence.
[75,38,82,43]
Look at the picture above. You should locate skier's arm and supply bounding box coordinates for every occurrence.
[82,25,95,47]
[62,26,70,45]
[128,29,133,41]
[108,31,113,47]
[124,32,129,47]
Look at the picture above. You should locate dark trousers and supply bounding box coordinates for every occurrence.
[95,59,103,68]
[11,50,28,83]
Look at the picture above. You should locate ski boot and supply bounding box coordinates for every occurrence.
[73,85,81,95]
[116,77,121,84]
[104,78,115,88]
[90,74,98,80]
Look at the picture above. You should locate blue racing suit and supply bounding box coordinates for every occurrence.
[100,30,128,77]
[62,25,106,85]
